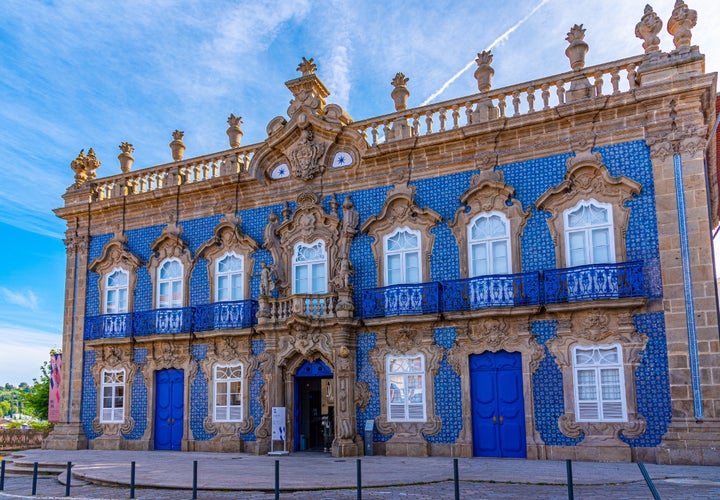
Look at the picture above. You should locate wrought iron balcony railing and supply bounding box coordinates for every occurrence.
[360,282,441,319]
[543,261,645,304]
[132,307,194,336]
[84,313,133,340]
[441,272,541,313]
[194,300,258,331]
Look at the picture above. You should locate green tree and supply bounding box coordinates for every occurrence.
[0,399,11,417]
[22,361,51,420]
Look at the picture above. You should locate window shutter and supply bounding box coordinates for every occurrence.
[577,401,599,421]
[408,403,425,421]
[389,403,406,421]
[601,401,624,420]
[229,406,243,421]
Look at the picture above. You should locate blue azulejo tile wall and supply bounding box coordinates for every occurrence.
[190,344,215,441]
[426,327,462,444]
[123,348,148,440]
[241,339,266,442]
[356,332,388,442]
[81,350,100,440]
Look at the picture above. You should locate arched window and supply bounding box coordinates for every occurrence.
[100,369,125,423]
[215,253,244,302]
[214,364,243,422]
[293,240,327,294]
[157,259,183,308]
[104,269,129,314]
[467,213,511,277]
[386,354,426,422]
[384,228,421,285]
[572,344,627,422]
[564,200,615,267]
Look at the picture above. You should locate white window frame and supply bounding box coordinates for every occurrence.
[467,212,511,277]
[104,268,129,314]
[386,354,426,422]
[572,344,627,422]
[563,199,615,267]
[292,240,327,294]
[213,364,243,422]
[383,227,422,286]
[215,252,244,302]
[100,369,125,423]
[157,258,183,308]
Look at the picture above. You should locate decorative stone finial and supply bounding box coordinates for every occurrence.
[70,148,101,186]
[391,73,410,111]
[226,114,244,148]
[667,0,697,50]
[118,142,134,173]
[635,5,663,54]
[297,57,317,76]
[565,24,589,71]
[474,50,495,92]
[169,130,185,161]
[85,148,100,181]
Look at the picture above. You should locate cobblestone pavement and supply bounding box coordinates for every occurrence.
[2,473,720,499]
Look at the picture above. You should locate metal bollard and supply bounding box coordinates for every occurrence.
[566,459,574,500]
[32,461,38,496]
[0,459,5,491]
[130,461,136,499]
[454,458,460,500]
[275,459,280,500]
[65,461,72,497]
[637,463,661,500]
[192,460,198,500]
[356,458,362,500]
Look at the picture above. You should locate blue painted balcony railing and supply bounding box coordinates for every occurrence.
[194,300,258,330]
[132,307,194,336]
[360,282,441,319]
[84,313,132,340]
[441,271,541,312]
[543,260,645,304]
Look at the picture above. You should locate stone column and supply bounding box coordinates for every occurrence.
[332,330,360,457]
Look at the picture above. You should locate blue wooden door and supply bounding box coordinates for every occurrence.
[154,369,184,451]
[470,351,526,458]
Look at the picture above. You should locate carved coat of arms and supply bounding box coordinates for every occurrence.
[289,128,325,181]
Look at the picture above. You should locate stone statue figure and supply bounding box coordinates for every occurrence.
[341,195,359,235]
[262,211,285,286]
[259,262,276,296]
[334,256,353,290]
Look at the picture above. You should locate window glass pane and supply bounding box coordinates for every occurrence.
[405,252,419,283]
[389,376,405,403]
[567,205,588,228]
[311,263,326,293]
[217,275,228,301]
[387,255,401,285]
[471,243,488,277]
[598,347,619,364]
[589,204,608,224]
[489,215,507,237]
[600,369,621,400]
[295,264,308,293]
[591,228,611,264]
[492,241,508,274]
[231,274,243,300]
[576,370,597,400]
[471,218,488,240]
[568,231,586,266]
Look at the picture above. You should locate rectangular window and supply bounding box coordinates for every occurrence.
[387,355,426,422]
[101,369,125,423]
[214,365,243,422]
[573,345,626,422]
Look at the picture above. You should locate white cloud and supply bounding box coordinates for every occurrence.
[0,288,39,311]
[0,322,62,385]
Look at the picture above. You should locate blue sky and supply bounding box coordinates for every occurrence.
[1,0,719,385]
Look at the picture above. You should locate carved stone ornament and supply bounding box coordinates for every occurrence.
[226,114,244,148]
[288,127,326,181]
[196,214,259,303]
[565,24,589,71]
[645,123,707,161]
[362,182,441,287]
[70,148,101,187]
[474,51,494,93]
[90,345,137,439]
[354,381,371,411]
[547,309,649,442]
[89,233,143,314]
[118,142,135,173]
[369,326,444,454]
[285,57,330,117]
[536,152,641,266]
[169,130,186,162]
[254,350,275,439]
[199,337,257,440]
[667,0,697,50]
[277,323,334,365]
[147,222,194,308]
[449,171,529,278]
[635,4,663,54]
[391,73,410,111]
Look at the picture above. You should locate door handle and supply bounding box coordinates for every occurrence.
[499,416,504,425]
[492,416,497,425]
[167,418,171,425]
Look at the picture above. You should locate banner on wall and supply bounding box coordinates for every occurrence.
[48,353,62,422]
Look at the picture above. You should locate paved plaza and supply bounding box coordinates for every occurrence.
[0,449,719,499]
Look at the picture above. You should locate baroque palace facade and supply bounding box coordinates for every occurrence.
[48,2,720,464]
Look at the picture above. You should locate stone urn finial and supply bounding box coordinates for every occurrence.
[474,50,495,92]
[118,142,134,173]
[85,148,101,181]
[169,130,185,161]
[71,149,88,186]
[565,24,589,71]
[391,73,410,111]
[667,0,697,50]
[297,57,317,76]
[635,5,663,54]
[226,114,244,148]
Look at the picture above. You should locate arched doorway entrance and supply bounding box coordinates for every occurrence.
[294,359,333,452]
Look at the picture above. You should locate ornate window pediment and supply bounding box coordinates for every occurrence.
[147,223,193,308]
[197,214,259,302]
[450,171,529,278]
[89,233,143,314]
[362,182,441,287]
[535,152,641,266]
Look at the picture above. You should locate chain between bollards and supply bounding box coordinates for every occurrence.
[637,463,661,500]
[453,458,460,500]
[356,458,362,500]
[566,459,574,500]
[65,461,72,497]
[192,459,198,500]
[274,459,280,500]
[130,460,136,499]
[31,461,38,496]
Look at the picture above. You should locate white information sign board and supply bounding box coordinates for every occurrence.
[269,406,288,454]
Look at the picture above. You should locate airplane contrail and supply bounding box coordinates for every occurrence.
[421,0,553,106]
